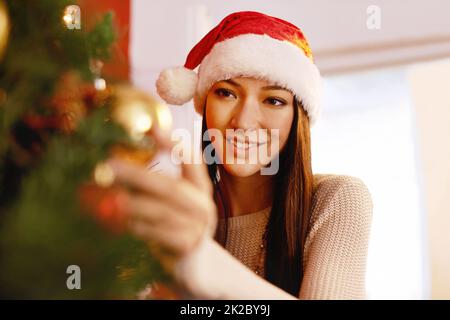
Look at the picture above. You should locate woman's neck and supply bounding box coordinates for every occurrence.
[218,166,273,217]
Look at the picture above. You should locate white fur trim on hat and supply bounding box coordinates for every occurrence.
[193,34,322,125]
[156,66,198,105]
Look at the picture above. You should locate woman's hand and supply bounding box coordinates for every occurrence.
[107,128,217,275]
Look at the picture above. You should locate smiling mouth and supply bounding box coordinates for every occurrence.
[226,137,267,150]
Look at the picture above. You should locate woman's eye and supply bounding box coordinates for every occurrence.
[265,97,286,106]
[215,88,236,99]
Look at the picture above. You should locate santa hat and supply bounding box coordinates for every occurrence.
[156,11,322,125]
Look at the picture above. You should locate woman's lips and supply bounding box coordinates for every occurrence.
[226,137,267,152]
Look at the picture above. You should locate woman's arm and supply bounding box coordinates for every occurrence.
[173,234,298,300]
[299,175,373,299]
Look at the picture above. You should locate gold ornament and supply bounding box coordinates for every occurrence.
[108,85,172,166]
[93,162,116,188]
[0,0,10,60]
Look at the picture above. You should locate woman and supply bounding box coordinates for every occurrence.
[108,11,373,299]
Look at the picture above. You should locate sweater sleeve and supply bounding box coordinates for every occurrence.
[299,175,373,299]
[172,233,298,300]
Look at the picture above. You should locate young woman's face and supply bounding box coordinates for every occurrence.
[205,76,295,177]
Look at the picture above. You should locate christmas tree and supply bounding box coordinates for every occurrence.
[0,0,172,299]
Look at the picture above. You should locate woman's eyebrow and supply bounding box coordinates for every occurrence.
[261,85,290,92]
[221,79,241,87]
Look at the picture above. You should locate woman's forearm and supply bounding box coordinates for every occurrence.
[173,235,298,300]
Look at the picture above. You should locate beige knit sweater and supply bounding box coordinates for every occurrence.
[172,173,373,300]
[217,174,373,299]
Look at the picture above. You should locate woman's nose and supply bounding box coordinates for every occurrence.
[230,97,261,130]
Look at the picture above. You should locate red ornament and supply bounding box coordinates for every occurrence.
[78,183,129,234]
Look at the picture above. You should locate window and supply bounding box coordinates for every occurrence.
[311,66,428,299]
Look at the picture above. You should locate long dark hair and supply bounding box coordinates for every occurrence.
[201,97,314,296]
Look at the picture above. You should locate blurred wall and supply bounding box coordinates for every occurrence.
[408,59,450,299]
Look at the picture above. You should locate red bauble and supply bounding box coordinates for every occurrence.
[78,183,129,234]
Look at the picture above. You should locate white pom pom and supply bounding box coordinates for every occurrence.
[155,66,198,105]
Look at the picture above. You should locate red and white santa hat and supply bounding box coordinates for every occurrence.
[156,11,322,125]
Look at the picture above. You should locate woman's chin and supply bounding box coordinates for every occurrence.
[221,163,264,177]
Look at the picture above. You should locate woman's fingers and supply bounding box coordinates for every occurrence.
[180,149,213,196]
[107,158,176,200]
[125,193,169,224]
[180,147,217,236]
[125,192,206,227]
[129,215,205,256]
[104,136,218,255]
[178,147,217,235]
[124,190,210,230]
[107,158,215,219]
[149,124,177,151]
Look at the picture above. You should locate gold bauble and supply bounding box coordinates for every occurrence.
[109,85,172,166]
[0,0,10,60]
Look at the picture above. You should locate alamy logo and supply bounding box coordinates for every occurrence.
[63,5,81,30]
[366,5,381,30]
[168,120,281,175]
[66,265,81,290]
